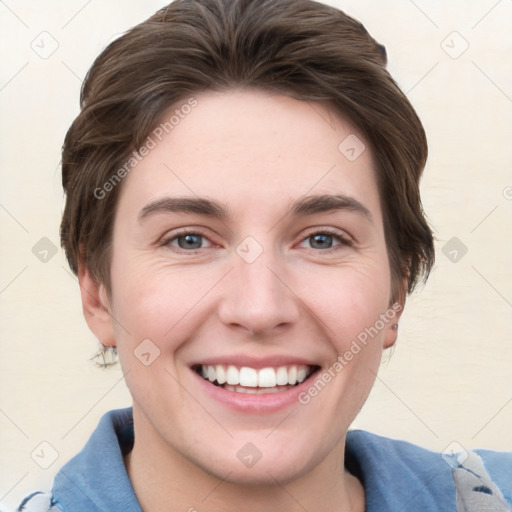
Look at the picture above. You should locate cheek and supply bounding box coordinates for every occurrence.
[302,269,392,412]
[109,258,219,351]
[299,259,392,396]
[108,264,198,406]
[303,258,392,338]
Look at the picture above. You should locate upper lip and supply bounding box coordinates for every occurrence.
[191,355,319,369]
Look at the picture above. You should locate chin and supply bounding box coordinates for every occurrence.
[189,438,323,487]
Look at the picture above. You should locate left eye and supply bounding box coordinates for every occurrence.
[168,233,211,250]
[299,232,346,250]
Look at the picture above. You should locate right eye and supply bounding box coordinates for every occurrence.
[163,231,214,252]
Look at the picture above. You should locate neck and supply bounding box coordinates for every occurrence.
[125,410,365,512]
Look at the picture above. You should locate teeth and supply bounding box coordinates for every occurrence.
[240,367,258,387]
[276,367,288,386]
[287,366,297,385]
[215,364,226,384]
[226,365,239,385]
[224,384,292,394]
[199,364,312,388]
[296,366,307,383]
[258,368,276,387]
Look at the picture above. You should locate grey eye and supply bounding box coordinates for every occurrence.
[176,234,204,250]
[308,233,334,249]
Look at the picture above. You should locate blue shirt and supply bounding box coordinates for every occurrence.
[18,407,512,511]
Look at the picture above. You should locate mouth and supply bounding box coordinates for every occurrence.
[192,363,320,394]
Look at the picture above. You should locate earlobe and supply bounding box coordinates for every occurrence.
[77,263,116,348]
[383,322,400,349]
[384,278,407,349]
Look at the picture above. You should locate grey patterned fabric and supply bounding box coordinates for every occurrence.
[17,492,61,512]
[452,451,511,512]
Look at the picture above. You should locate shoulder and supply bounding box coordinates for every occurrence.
[456,448,512,510]
[346,430,456,511]
[17,492,62,512]
[346,430,512,511]
[17,408,139,512]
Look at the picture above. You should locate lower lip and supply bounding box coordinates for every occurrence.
[192,369,319,413]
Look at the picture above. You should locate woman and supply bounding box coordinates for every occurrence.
[18,0,512,510]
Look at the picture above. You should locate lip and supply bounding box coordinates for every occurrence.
[191,355,317,369]
[190,364,321,414]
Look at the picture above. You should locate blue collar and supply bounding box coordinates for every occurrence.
[52,407,457,511]
[52,408,141,512]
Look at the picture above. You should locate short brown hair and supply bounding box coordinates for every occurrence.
[60,0,434,300]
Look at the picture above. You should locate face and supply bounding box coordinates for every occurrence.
[86,89,402,485]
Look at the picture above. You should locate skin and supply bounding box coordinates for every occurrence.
[80,89,405,511]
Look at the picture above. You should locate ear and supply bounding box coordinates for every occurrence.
[383,277,408,349]
[78,263,116,347]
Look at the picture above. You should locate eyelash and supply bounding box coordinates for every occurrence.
[161,228,353,254]
[299,228,353,253]
[161,228,213,253]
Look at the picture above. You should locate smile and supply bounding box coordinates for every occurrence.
[193,364,318,394]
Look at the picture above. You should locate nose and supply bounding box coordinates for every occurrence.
[216,248,301,336]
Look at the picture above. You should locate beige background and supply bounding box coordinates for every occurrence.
[1,0,511,510]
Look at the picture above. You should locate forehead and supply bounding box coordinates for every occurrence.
[116,89,381,220]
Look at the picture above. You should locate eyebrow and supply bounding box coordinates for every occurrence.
[138,194,372,223]
[138,197,229,222]
[290,194,372,222]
